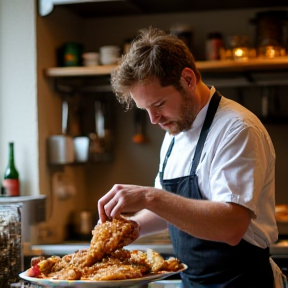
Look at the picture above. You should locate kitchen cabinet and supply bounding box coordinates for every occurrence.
[39,0,288,17]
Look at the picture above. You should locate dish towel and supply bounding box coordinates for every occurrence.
[270,257,288,288]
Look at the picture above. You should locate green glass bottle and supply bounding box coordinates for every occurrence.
[2,142,19,196]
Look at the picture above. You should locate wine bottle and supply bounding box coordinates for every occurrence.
[2,142,19,196]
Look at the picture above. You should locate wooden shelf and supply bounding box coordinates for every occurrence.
[197,58,288,73]
[44,58,288,78]
[45,65,117,77]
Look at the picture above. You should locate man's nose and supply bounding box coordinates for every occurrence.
[146,109,160,124]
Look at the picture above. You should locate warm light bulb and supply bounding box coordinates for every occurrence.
[234,48,244,57]
[266,46,276,58]
[232,47,249,61]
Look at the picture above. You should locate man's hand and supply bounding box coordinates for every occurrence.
[98,184,150,223]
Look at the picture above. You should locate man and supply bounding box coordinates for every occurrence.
[98,27,278,287]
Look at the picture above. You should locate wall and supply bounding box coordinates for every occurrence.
[0,0,39,196]
[36,4,90,243]
[80,7,287,60]
[36,5,288,243]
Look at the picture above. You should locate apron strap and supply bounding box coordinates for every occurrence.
[190,91,221,175]
[161,137,175,177]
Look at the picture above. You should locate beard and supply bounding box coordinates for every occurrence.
[166,89,199,135]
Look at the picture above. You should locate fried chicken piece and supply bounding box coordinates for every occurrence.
[86,264,143,281]
[130,250,151,267]
[82,248,150,279]
[82,250,130,278]
[145,248,165,272]
[82,259,120,278]
[85,218,139,266]
[51,249,88,272]
[131,249,183,273]
[108,248,131,262]
[159,257,184,272]
[48,266,82,280]
[36,256,62,276]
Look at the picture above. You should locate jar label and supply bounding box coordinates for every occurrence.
[3,179,19,196]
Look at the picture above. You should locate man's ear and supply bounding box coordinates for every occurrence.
[181,68,197,89]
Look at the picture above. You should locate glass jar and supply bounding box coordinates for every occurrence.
[229,35,251,61]
[0,205,22,288]
[205,32,225,60]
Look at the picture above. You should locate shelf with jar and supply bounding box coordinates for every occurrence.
[44,57,288,78]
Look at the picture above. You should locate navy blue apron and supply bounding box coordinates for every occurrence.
[160,91,273,288]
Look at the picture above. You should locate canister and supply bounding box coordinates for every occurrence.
[170,24,194,52]
[57,43,83,67]
[205,32,225,60]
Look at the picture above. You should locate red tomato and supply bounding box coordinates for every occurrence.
[27,265,41,277]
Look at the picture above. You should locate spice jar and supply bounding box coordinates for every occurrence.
[229,35,251,61]
[205,32,225,61]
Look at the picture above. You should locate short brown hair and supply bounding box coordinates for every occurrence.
[111,26,201,109]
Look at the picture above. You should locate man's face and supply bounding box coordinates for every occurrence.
[130,77,201,135]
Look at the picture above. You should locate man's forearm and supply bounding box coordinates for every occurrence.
[131,209,168,237]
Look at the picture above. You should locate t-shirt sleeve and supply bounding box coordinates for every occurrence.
[208,123,275,217]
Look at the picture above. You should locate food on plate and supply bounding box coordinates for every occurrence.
[86,216,139,265]
[26,217,184,281]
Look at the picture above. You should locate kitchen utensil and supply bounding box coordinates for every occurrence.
[88,101,105,162]
[73,136,89,162]
[62,100,69,134]
[95,100,105,139]
[48,135,75,164]
[48,100,75,164]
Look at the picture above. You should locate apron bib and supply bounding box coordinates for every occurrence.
[160,91,273,288]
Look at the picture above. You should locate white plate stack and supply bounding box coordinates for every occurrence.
[100,45,121,65]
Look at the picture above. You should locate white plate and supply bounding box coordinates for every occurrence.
[19,264,187,288]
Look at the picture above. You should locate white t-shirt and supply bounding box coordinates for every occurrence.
[155,86,278,248]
